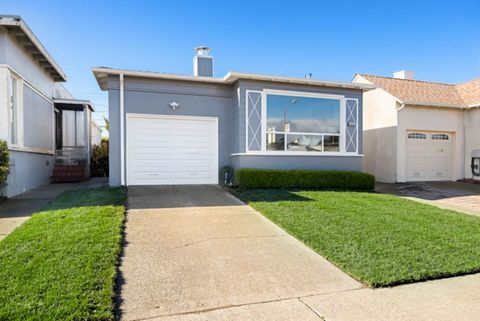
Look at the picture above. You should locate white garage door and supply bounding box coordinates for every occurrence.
[406,131,453,181]
[126,114,218,185]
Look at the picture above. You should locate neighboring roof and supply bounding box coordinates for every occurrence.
[53,98,94,111]
[456,78,480,107]
[357,74,480,109]
[92,67,375,91]
[0,15,66,81]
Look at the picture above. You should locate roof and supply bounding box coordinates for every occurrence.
[92,67,375,91]
[357,74,480,109]
[53,98,94,111]
[0,15,66,81]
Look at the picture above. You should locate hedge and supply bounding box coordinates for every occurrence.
[234,168,375,190]
[0,140,9,187]
[90,139,109,177]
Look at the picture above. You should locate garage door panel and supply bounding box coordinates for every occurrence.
[406,131,453,181]
[127,115,218,185]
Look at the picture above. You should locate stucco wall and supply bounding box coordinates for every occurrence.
[0,30,55,97]
[397,106,465,182]
[355,76,398,183]
[4,151,54,197]
[231,155,362,171]
[107,76,233,186]
[465,108,480,179]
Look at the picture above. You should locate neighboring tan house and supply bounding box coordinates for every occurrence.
[353,71,480,183]
[0,15,98,197]
[93,47,373,186]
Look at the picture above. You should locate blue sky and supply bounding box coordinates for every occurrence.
[2,0,480,130]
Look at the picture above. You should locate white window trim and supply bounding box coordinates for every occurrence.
[245,90,263,153]
[245,88,349,156]
[345,97,359,153]
[7,71,26,149]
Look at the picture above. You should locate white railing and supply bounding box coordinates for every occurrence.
[55,146,87,165]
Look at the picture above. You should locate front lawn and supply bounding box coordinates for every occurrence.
[0,187,125,321]
[236,189,480,287]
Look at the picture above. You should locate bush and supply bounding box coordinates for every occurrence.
[90,139,109,177]
[0,140,9,187]
[234,168,375,190]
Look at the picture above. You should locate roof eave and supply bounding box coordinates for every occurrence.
[53,98,94,111]
[0,16,67,82]
[403,100,467,109]
[92,67,375,91]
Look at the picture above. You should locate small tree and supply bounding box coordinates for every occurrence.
[0,140,9,187]
[90,138,109,177]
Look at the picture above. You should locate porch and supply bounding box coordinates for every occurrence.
[52,99,94,182]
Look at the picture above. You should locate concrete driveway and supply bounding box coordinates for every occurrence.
[119,185,480,321]
[376,181,480,216]
[119,185,361,320]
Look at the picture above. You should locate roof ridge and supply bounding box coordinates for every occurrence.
[358,74,455,86]
[456,77,480,86]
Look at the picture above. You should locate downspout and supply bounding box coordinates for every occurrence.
[119,73,125,186]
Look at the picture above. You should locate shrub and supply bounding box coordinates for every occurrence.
[0,140,9,187]
[90,139,109,177]
[234,168,375,190]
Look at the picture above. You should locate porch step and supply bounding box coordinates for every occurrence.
[51,165,87,183]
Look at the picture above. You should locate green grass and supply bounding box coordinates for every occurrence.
[236,189,480,287]
[0,187,126,321]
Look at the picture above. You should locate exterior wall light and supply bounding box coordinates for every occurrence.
[169,101,180,110]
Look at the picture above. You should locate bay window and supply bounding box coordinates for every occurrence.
[266,93,341,152]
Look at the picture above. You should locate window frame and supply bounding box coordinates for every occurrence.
[8,73,21,147]
[260,89,346,155]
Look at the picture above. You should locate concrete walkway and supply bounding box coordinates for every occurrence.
[0,177,108,240]
[120,185,480,321]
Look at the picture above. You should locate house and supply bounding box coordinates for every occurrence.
[0,15,99,197]
[353,72,480,183]
[93,47,373,186]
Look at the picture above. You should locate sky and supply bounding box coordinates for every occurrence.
[2,0,479,131]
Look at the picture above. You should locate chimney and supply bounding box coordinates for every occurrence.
[193,46,213,77]
[393,70,415,80]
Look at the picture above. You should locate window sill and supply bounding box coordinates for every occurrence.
[231,152,363,157]
[8,145,54,155]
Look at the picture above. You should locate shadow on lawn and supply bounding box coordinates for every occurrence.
[40,187,126,212]
[113,214,128,321]
[234,189,314,203]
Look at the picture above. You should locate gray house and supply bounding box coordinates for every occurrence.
[93,47,372,186]
[0,15,98,197]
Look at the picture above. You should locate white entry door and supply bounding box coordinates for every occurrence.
[406,131,453,181]
[126,114,218,185]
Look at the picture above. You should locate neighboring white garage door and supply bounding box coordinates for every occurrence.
[406,131,453,181]
[126,114,218,185]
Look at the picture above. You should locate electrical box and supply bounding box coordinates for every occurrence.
[472,149,480,177]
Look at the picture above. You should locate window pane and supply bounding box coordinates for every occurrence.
[432,134,449,140]
[286,134,323,152]
[267,94,340,134]
[266,133,284,151]
[408,133,426,139]
[324,135,340,151]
